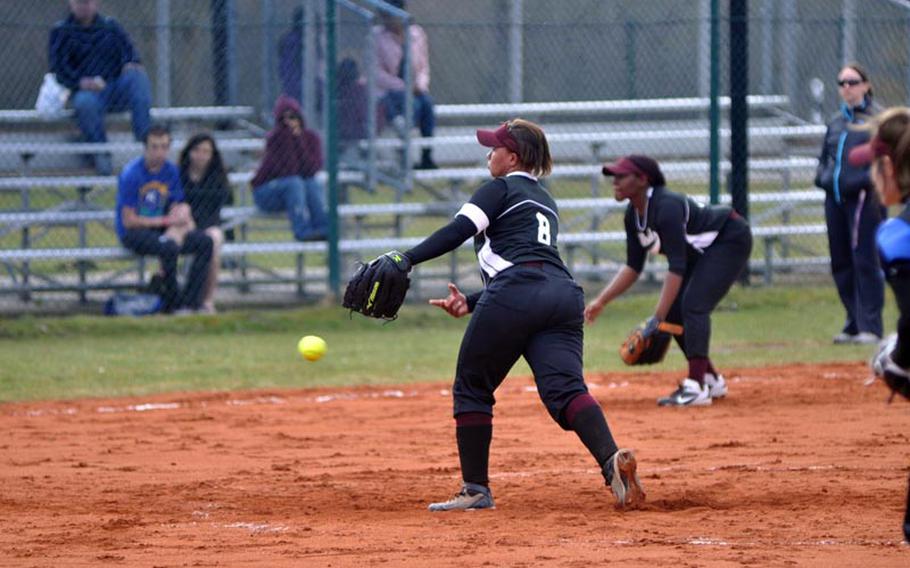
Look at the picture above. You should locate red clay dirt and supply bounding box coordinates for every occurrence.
[1,362,908,567]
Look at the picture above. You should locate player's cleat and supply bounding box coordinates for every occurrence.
[427,482,495,512]
[657,378,712,406]
[704,372,727,399]
[603,449,645,508]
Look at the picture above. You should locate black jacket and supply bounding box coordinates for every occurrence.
[815,97,880,202]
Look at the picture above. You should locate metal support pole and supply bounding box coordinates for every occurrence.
[760,0,774,95]
[781,0,797,115]
[156,0,171,107]
[326,0,340,297]
[698,0,711,98]
[401,15,414,193]
[509,0,523,103]
[709,0,720,204]
[303,0,319,129]
[730,0,749,220]
[261,0,274,117]
[842,0,856,65]
[211,0,237,106]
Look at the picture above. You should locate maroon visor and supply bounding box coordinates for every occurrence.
[602,157,646,178]
[476,123,520,153]
[848,137,891,167]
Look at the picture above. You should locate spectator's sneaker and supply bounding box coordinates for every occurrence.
[657,378,712,407]
[603,449,645,509]
[833,332,857,344]
[852,332,881,345]
[704,372,728,399]
[428,482,495,512]
[93,153,113,176]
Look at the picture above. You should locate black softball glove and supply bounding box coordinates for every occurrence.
[342,251,411,320]
[871,334,910,402]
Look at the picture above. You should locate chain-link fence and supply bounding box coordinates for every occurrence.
[1,0,909,314]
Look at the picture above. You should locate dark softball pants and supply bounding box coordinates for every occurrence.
[121,228,214,312]
[452,263,589,430]
[666,216,753,359]
[825,191,885,337]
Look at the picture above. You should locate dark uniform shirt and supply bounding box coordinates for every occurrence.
[456,173,568,283]
[624,185,732,275]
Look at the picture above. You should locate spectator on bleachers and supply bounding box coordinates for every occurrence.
[250,95,327,242]
[49,0,152,176]
[116,124,213,314]
[178,133,232,314]
[278,7,323,111]
[815,62,885,345]
[337,57,369,144]
[375,0,438,170]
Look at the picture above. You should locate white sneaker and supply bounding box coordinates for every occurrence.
[704,373,727,399]
[657,378,712,407]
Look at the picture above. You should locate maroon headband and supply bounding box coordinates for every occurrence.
[476,123,520,153]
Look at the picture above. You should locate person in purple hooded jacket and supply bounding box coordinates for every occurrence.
[250,95,327,241]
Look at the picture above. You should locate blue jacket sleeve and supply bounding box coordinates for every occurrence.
[48,23,79,91]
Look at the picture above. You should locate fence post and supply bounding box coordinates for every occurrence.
[509,0,523,103]
[325,0,340,298]
[709,0,720,205]
[156,0,171,107]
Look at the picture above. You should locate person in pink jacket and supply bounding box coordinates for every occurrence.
[375,0,437,169]
[250,95,327,241]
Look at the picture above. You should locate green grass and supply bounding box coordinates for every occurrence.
[0,283,892,402]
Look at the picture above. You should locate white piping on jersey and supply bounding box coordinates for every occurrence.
[634,187,655,231]
[477,231,514,279]
[456,202,490,233]
[506,171,538,181]
[497,199,558,221]
[680,198,719,252]
[686,231,719,251]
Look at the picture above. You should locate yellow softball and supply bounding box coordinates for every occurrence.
[298,335,327,362]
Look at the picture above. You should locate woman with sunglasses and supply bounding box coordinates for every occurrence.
[815,62,885,345]
[847,107,910,543]
[399,119,644,511]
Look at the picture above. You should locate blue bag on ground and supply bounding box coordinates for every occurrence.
[103,293,162,316]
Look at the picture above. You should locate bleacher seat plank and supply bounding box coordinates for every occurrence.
[435,95,790,119]
[0,106,255,124]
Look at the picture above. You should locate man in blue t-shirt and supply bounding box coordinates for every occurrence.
[116,125,213,313]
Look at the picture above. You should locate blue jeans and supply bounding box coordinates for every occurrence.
[382,90,435,137]
[71,68,152,143]
[120,228,214,312]
[253,175,327,241]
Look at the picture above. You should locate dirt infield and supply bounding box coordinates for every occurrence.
[2,362,908,567]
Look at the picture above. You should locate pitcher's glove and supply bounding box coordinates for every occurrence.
[342,251,411,320]
[871,334,910,402]
[620,317,684,366]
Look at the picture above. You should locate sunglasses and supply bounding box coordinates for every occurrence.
[837,78,864,87]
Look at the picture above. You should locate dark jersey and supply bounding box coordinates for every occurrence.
[456,173,567,283]
[624,185,732,275]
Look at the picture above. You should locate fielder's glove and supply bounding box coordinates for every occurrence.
[619,317,684,366]
[342,250,411,320]
[871,334,910,402]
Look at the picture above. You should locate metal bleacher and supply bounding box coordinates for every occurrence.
[0,94,829,307]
